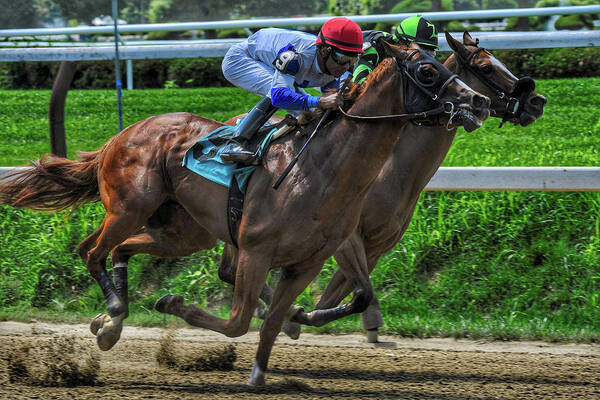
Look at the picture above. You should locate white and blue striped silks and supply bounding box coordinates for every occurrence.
[221,28,341,112]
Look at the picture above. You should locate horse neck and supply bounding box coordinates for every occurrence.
[365,59,462,214]
[312,64,409,198]
[369,124,456,215]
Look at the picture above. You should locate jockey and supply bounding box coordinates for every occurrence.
[220,17,364,165]
[353,15,439,85]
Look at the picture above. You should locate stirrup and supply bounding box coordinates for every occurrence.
[220,141,260,165]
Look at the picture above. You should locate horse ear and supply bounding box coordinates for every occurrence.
[463,31,477,47]
[409,41,421,51]
[380,39,408,60]
[379,39,395,57]
[445,31,469,59]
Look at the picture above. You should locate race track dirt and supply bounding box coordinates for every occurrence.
[0,321,598,399]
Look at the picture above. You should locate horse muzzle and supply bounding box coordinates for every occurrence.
[454,92,491,132]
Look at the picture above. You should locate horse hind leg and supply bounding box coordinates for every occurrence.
[86,204,165,350]
[110,223,218,315]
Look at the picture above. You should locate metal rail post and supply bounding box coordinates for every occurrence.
[112,0,123,132]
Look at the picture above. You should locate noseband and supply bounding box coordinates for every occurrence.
[453,42,535,127]
[338,50,459,127]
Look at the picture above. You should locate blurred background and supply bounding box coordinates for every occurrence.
[2,0,598,32]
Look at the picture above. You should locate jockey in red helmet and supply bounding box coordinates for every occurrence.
[219,17,363,165]
[316,17,364,77]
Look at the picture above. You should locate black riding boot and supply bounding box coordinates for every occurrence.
[220,97,278,164]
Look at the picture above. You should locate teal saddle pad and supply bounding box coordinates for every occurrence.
[182,120,277,193]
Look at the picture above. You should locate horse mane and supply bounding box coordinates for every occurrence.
[294,58,396,129]
[348,58,396,100]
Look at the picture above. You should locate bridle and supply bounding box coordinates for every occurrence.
[338,50,461,130]
[452,41,535,128]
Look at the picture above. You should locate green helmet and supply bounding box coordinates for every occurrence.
[395,15,439,51]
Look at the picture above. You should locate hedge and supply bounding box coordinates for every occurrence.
[0,57,230,90]
[1,46,598,90]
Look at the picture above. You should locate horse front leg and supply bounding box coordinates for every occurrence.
[250,261,324,386]
[217,244,301,339]
[291,232,375,327]
[314,253,384,343]
[155,250,270,338]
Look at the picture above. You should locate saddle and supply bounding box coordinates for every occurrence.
[183,114,299,247]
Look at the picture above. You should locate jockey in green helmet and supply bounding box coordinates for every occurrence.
[352,15,439,85]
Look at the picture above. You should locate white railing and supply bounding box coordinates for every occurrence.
[1,31,598,62]
[1,167,599,191]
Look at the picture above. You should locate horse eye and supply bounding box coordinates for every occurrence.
[417,65,437,84]
[481,65,493,74]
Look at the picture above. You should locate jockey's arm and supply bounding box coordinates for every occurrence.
[352,46,380,85]
[269,71,320,111]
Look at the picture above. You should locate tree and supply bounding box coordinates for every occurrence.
[121,0,152,24]
[148,0,320,23]
[0,0,38,29]
[148,0,228,22]
[48,0,147,25]
[386,0,454,31]
[329,0,376,15]
[52,0,113,24]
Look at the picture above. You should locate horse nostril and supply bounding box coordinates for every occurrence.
[529,95,547,108]
[472,94,488,109]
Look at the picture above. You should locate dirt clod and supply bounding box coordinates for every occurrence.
[4,337,99,386]
[157,328,237,371]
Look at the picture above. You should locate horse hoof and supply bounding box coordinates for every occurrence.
[248,360,266,386]
[155,294,183,314]
[90,313,110,336]
[282,320,301,340]
[366,329,379,343]
[247,376,266,387]
[97,324,123,351]
[95,316,124,351]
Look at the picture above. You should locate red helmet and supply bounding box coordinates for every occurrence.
[316,17,364,54]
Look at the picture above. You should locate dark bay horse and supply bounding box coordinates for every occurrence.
[0,42,490,386]
[100,32,546,343]
[290,32,547,340]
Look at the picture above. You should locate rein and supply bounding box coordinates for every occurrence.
[337,102,454,122]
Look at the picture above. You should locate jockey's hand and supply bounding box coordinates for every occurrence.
[317,92,343,110]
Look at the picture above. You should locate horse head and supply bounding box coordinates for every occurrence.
[445,31,546,127]
[351,40,490,133]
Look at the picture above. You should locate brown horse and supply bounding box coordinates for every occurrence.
[103,32,546,343]
[0,42,489,385]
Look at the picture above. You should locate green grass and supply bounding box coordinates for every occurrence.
[0,87,263,165]
[1,78,599,342]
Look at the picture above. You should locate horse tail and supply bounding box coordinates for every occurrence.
[0,139,115,212]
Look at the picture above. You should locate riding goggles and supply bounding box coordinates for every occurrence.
[330,50,359,66]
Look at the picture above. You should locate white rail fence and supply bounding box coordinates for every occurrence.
[1,167,599,191]
[1,30,598,62]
